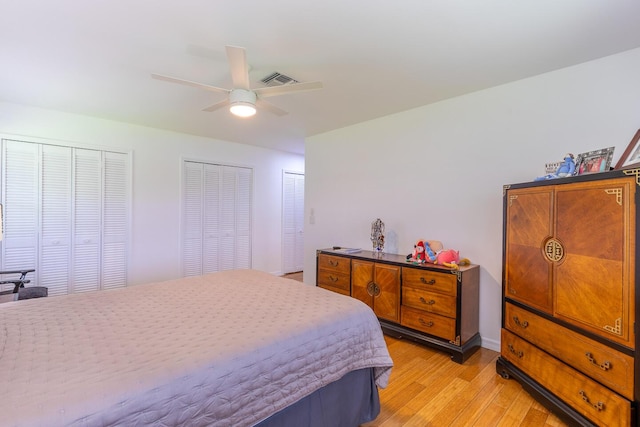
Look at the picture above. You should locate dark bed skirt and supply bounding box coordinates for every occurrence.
[254,367,381,427]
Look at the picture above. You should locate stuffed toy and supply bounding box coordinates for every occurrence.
[434,249,471,269]
[406,239,441,264]
[407,239,471,269]
[535,153,576,181]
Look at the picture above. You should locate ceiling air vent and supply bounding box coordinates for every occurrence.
[260,72,299,87]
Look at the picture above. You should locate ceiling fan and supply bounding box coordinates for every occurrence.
[151,45,323,117]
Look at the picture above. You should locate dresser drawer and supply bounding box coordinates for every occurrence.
[505,303,634,400]
[402,267,457,296]
[317,269,350,294]
[401,306,456,341]
[402,286,456,318]
[317,254,350,274]
[501,329,631,427]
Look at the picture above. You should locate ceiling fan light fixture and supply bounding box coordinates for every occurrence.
[230,102,257,117]
[229,89,257,117]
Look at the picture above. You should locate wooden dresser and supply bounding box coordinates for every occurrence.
[496,170,640,426]
[316,249,480,363]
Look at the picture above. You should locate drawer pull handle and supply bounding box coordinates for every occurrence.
[585,352,611,371]
[513,316,529,329]
[507,344,523,358]
[366,282,381,297]
[329,260,339,267]
[419,297,436,305]
[420,277,436,285]
[579,390,604,411]
[418,318,434,327]
[329,275,339,283]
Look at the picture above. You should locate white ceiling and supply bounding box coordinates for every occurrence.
[2,1,640,155]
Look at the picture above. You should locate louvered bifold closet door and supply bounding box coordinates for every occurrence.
[203,164,221,274]
[1,139,129,295]
[1,140,38,291]
[233,166,252,270]
[101,151,128,290]
[182,161,252,276]
[40,144,72,296]
[282,172,304,274]
[293,173,304,272]
[182,161,204,277]
[73,149,102,293]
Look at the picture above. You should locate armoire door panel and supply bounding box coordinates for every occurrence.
[505,188,554,313]
[506,244,553,313]
[374,263,400,322]
[556,183,626,261]
[351,260,374,309]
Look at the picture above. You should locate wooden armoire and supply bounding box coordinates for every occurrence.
[496,170,640,426]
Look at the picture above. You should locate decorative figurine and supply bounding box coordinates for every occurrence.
[370,218,385,253]
[535,153,576,181]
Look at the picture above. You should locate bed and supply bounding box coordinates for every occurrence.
[0,269,393,427]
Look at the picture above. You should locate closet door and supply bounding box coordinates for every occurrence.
[72,149,102,293]
[1,139,129,295]
[183,162,204,277]
[282,171,304,274]
[202,164,220,273]
[40,144,72,296]
[182,161,252,276]
[233,166,252,270]
[101,151,129,290]
[1,140,38,288]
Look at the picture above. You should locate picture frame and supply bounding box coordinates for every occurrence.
[575,147,615,175]
[614,129,640,170]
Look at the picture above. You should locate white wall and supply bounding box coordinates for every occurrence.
[304,47,640,351]
[0,102,304,285]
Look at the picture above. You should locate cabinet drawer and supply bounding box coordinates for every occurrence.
[318,283,350,296]
[402,267,457,296]
[317,254,350,274]
[501,329,631,427]
[402,286,456,318]
[505,303,634,400]
[317,269,350,293]
[401,306,456,341]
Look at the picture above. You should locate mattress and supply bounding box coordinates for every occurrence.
[0,269,393,427]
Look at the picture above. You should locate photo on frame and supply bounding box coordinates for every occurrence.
[575,147,615,175]
[614,129,640,170]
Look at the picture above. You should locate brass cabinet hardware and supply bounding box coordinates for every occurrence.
[579,390,605,411]
[623,168,640,186]
[419,297,435,305]
[418,318,434,327]
[543,238,564,262]
[604,188,623,206]
[329,275,338,282]
[507,344,523,358]
[585,352,611,371]
[419,277,436,285]
[603,318,622,336]
[329,260,339,267]
[512,316,529,328]
[366,282,381,297]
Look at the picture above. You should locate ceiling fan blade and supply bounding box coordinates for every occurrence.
[202,99,230,112]
[254,81,323,98]
[151,73,229,94]
[226,45,251,90]
[256,99,288,116]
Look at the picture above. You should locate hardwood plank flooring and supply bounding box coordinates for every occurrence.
[282,272,567,426]
[363,336,568,427]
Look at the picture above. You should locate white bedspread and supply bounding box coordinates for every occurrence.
[0,269,392,427]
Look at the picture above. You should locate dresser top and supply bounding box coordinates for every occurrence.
[317,248,479,272]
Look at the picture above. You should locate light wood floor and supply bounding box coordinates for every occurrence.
[282,271,567,426]
[362,336,568,427]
